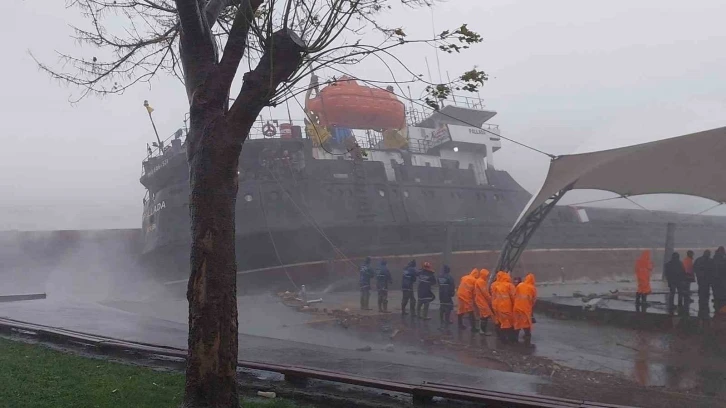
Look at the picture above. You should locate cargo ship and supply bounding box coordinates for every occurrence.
[139,76,726,281]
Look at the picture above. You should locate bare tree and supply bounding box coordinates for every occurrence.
[38,0,486,406]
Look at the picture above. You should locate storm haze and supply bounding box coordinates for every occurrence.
[2,0,726,230]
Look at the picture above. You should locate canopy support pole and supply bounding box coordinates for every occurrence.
[491,186,572,284]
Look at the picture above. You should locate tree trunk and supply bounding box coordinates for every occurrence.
[183,115,243,408]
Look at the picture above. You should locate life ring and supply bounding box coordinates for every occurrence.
[262,123,277,137]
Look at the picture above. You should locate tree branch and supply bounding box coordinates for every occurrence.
[175,0,217,102]
[227,29,306,138]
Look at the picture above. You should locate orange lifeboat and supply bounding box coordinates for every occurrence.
[306,77,406,131]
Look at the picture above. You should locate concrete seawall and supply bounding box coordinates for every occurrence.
[0,228,704,295]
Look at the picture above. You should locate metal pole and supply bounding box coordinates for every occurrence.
[144,100,163,151]
[443,221,453,268]
[662,222,676,281]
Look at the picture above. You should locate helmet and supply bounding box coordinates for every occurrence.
[423,261,432,271]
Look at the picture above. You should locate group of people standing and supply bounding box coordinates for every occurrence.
[359,258,537,344]
[455,269,537,344]
[634,247,726,318]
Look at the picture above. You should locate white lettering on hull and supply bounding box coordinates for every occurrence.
[143,200,166,219]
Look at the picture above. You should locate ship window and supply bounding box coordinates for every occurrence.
[244,194,253,202]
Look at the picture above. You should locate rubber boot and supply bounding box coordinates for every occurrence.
[480,318,491,336]
[383,300,388,313]
[523,329,532,347]
[469,312,479,333]
[410,297,416,318]
[422,303,431,320]
[415,301,422,319]
[458,314,467,330]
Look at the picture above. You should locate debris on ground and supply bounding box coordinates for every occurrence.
[257,391,276,398]
[356,346,372,352]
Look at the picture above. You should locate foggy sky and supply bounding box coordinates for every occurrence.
[2,0,726,230]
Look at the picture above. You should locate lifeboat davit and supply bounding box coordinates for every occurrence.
[306,77,406,130]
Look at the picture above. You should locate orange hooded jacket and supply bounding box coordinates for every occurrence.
[490,271,516,329]
[474,269,493,318]
[457,269,479,315]
[513,273,537,330]
[635,251,653,294]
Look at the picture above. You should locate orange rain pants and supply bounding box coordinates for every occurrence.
[456,269,479,315]
[474,269,493,319]
[490,271,515,329]
[513,273,537,330]
[635,250,653,294]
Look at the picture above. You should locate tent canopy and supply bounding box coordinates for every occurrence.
[517,126,726,225]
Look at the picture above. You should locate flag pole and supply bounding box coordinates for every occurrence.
[143,100,163,152]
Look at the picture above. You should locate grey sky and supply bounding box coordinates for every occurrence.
[2,0,725,230]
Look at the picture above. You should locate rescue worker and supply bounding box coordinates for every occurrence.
[401,260,418,316]
[474,269,494,335]
[634,250,653,312]
[456,269,479,331]
[683,250,696,298]
[513,276,522,287]
[664,252,689,316]
[490,271,516,342]
[694,249,713,319]
[376,259,393,313]
[416,261,437,319]
[513,273,537,345]
[438,265,455,330]
[359,256,374,310]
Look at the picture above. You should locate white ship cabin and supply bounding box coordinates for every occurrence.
[312,98,502,186]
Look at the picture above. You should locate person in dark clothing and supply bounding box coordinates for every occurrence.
[712,247,726,312]
[437,265,455,330]
[664,252,689,316]
[376,259,393,312]
[359,257,374,310]
[401,260,418,316]
[694,249,713,319]
[416,261,437,320]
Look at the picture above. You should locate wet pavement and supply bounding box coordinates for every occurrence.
[0,295,546,395]
[2,281,726,405]
[303,287,726,393]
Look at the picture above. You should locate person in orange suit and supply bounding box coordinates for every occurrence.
[456,268,479,332]
[490,271,516,342]
[474,269,494,335]
[513,273,537,344]
[635,250,653,312]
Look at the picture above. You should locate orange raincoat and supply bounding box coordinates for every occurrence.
[513,273,537,330]
[457,269,479,315]
[635,251,653,294]
[490,271,515,329]
[474,269,493,318]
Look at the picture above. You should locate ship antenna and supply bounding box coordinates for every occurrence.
[431,6,443,84]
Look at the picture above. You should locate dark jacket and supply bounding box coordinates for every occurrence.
[664,257,686,287]
[359,259,373,289]
[401,260,418,291]
[376,261,393,290]
[438,266,455,300]
[417,268,437,301]
[694,253,713,291]
[712,251,726,301]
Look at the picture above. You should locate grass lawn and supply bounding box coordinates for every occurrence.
[0,337,307,408]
